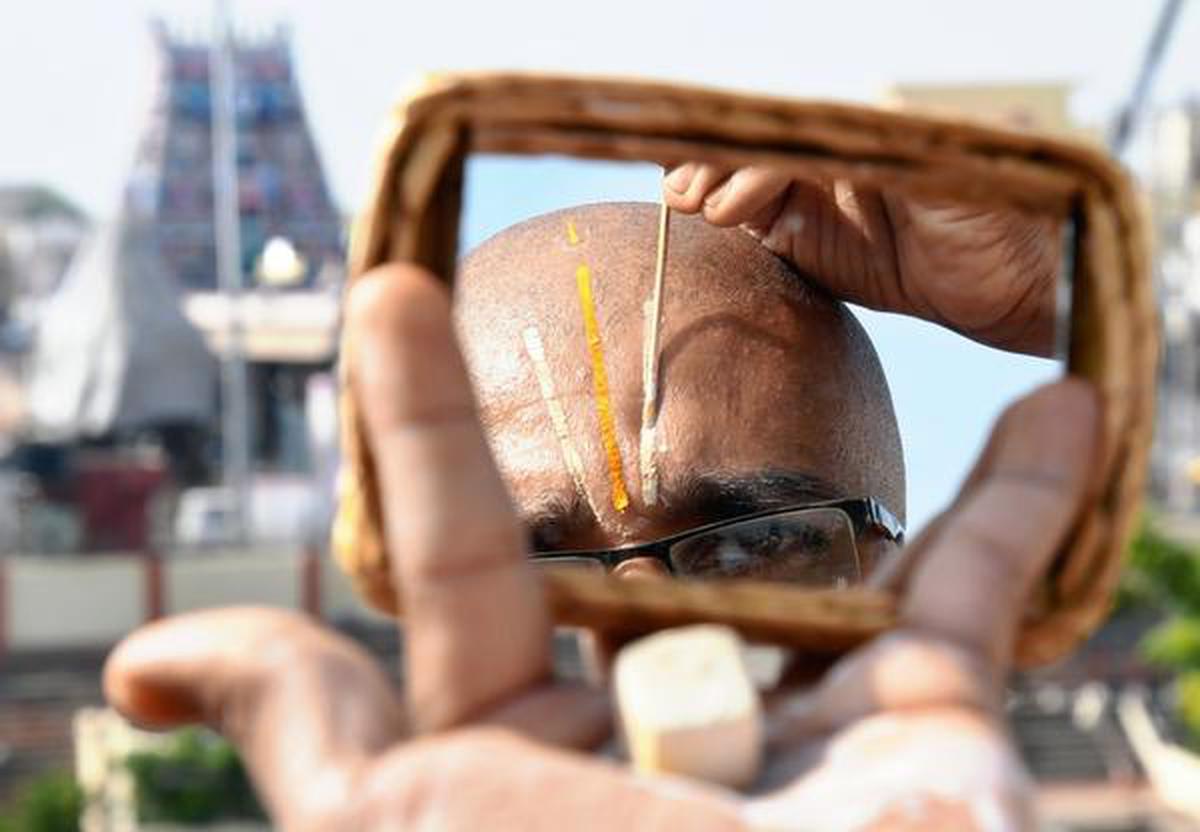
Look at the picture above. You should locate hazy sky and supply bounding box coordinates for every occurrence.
[2,1,1199,217]
[2,1,1194,527]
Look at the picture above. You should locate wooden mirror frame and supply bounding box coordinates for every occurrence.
[333,73,1156,666]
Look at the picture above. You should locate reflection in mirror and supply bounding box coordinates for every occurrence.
[456,154,1066,588]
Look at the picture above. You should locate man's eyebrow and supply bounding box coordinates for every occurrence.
[518,471,847,550]
[520,492,593,552]
[660,470,847,525]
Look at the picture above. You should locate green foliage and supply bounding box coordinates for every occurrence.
[1176,671,1200,741]
[125,728,264,825]
[0,770,83,832]
[1,185,86,222]
[1121,514,1200,746]
[1119,515,1200,613]
[1142,617,1200,668]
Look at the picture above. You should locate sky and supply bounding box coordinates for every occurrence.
[1,0,1195,529]
[3,1,1199,218]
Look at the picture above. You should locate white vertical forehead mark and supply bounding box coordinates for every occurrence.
[640,203,671,507]
[521,325,600,520]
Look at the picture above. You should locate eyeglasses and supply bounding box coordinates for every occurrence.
[529,498,904,586]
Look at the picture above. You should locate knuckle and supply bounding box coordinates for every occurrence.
[702,201,740,227]
[952,514,1032,594]
[675,189,707,213]
[397,513,525,582]
[662,187,691,212]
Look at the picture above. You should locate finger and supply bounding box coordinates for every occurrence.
[864,513,945,590]
[103,608,403,824]
[770,379,1099,742]
[902,378,1099,668]
[347,264,550,733]
[662,163,732,214]
[865,396,1010,592]
[485,684,612,751]
[698,166,792,228]
[758,181,903,310]
[766,632,998,745]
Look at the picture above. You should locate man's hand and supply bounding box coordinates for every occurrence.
[750,378,1097,829]
[103,263,1097,830]
[663,164,1062,356]
[104,263,742,832]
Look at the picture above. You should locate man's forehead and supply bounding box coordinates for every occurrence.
[488,361,861,537]
[455,202,905,527]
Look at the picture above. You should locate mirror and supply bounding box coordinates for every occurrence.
[336,74,1153,665]
[454,154,1067,589]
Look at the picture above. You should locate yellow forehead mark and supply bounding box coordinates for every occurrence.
[521,325,599,518]
[576,263,630,513]
[566,220,580,246]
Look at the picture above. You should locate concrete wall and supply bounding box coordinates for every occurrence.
[166,549,300,613]
[1,549,380,653]
[8,556,144,649]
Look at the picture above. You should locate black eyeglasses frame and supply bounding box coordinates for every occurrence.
[527,497,904,574]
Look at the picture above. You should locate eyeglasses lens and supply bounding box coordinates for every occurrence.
[667,508,861,586]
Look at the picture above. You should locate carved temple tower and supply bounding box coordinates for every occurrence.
[124,21,344,292]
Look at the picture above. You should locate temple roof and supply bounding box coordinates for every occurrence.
[25,222,216,440]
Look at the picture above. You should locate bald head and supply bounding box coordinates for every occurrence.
[454,202,904,571]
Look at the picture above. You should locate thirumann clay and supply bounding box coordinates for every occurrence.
[521,324,599,518]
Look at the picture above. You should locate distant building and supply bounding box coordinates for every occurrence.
[883,81,1100,143]
[25,222,217,444]
[0,236,13,321]
[126,21,344,293]
[1151,98,1200,222]
[1149,100,1200,515]
[0,185,88,315]
[0,186,87,450]
[5,21,346,556]
[117,22,345,479]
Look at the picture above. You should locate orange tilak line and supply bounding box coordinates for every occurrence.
[576,263,630,512]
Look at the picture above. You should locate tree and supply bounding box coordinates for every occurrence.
[1121,514,1200,745]
[0,771,82,832]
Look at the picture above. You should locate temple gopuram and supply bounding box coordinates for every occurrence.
[125,21,343,292]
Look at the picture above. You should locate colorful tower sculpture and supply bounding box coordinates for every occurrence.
[124,21,343,292]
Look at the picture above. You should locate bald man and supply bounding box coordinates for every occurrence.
[457,201,905,583]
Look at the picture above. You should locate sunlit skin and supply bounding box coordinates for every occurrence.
[456,202,905,578]
[663,164,1062,357]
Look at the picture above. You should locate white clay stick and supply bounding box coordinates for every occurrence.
[640,203,670,506]
[522,326,599,518]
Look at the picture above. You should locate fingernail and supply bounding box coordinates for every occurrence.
[665,165,695,193]
[704,181,729,209]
